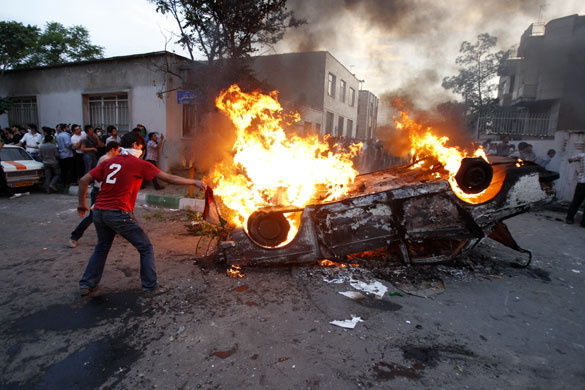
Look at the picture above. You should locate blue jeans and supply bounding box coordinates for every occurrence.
[83,153,97,174]
[71,187,99,241]
[79,209,157,290]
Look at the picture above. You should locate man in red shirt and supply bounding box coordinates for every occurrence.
[77,132,206,296]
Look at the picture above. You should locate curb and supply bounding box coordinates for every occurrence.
[67,186,205,213]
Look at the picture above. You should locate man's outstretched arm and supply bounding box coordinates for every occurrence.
[156,171,206,190]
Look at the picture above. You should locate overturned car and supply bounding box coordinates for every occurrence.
[216,156,558,267]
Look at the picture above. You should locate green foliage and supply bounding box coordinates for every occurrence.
[0,20,103,72]
[442,33,505,116]
[0,21,39,76]
[151,0,305,63]
[20,22,104,67]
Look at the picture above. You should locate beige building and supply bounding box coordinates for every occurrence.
[250,51,363,138]
[356,90,379,140]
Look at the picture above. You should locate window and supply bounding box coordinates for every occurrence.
[349,88,355,106]
[327,73,336,97]
[325,112,334,134]
[87,93,129,131]
[338,116,344,136]
[303,121,312,135]
[339,80,346,103]
[346,119,353,137]
[8,97,38,127]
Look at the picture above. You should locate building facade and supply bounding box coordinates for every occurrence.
[0,51,191,170]
[356,90,379,140]
[250,51,372,139]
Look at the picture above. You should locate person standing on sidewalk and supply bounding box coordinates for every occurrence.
[69,141,120,248]
[19,124,42,161]
[56,124,74,185]
[39,135,60,193]
[145,132,165,190]
[565,152,585,226]
[70,124,86,183]
[81,126,102,174]
[76,131,206,295]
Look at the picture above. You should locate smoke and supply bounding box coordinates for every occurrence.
[281,0,546,114]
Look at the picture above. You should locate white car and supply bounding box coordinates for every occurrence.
[1,145,44,188]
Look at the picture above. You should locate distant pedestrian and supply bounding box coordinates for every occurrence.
[145,132,165,190]
[19,124,42,161]
[39,135,60,193]
[56,124,75,185]
[565,152,585,226]
[81,126,102,174]
[534,149,556,168]
[70,124,86,183]
[105,126,121,144]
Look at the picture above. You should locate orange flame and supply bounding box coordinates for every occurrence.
[207,85,361,244]
[227,265,245,278]
[394,109,490,203]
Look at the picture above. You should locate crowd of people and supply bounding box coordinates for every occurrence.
[0,122,165,195]
[482,136,556,168]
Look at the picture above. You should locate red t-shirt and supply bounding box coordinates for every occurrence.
[90,155,161,212]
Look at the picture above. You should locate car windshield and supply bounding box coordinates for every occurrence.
[1,148,33,161]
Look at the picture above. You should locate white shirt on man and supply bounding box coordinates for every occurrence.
[71,133,87,154]
[20,132,42,153]
[106,135,121,144]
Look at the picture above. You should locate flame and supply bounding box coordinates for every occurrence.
[318,259,359,268]
[394,109,491,203]
[207,85,361,245]
[227,265,245,278]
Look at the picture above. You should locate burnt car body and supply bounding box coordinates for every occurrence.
[217,156,558,266]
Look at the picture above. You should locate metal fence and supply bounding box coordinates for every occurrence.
[477,111,552,137]
[88,94,130,131]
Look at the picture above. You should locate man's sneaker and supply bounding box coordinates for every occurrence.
[9,193,22,199]
[566,217,574,225]
[69,239,77,248]
[141,285,170,296]
[49,185,58,192]
[79,286,93,296]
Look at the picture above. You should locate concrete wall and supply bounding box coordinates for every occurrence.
[357,90,379,140]
[0,53,189,170]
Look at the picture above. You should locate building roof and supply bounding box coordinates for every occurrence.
[5,51,193,73]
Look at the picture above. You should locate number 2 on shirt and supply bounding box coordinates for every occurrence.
[105,163,122,184]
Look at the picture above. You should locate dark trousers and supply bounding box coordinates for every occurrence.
[71,187,99,241]
[43,163,60,192]
[567,182,585,226]
[146,160,163,189]
[74,153,84,183]
[0,164,14,197]
[59,157,75,185]
[79,209,157,290]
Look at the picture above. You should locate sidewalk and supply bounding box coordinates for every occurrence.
[66,184,205,212]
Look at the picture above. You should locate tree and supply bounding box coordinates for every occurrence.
[20,22,104,67]
[442,33,505,116]
[0,21,39,77]
[152,0,304,63]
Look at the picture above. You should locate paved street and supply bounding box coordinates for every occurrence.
[1,193,584,389]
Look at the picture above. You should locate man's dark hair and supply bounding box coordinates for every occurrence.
[29,124,37,131]
[84,124,93,132]
[121,131,146,149]
[105,141,120,153]
[44,135,53,144]
[547,149,556,156]
[72,124,80,131]
[517,142,528,151]
[107,125,116,134]
[148,132,157,140]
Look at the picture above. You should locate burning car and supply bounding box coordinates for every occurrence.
[205,86,557,267]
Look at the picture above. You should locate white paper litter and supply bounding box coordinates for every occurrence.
[323,277,345,284]
[572,269,581,274]
[349,279,388,299]
[330,316,364,329]
[338,291,366,300]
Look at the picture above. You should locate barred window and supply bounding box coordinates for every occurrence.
[8,96,38,127]
[87,93,129,131]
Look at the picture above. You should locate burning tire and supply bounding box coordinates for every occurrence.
[454,157,493,194]
[247,211,290,247]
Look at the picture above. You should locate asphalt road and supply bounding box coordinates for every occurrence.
[1,193,584,389]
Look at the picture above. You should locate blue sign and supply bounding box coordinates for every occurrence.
[177,90,200,104]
